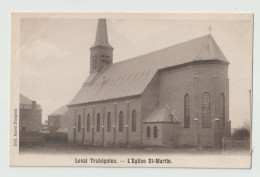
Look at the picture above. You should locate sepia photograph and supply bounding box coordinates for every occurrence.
[10,12,253,168]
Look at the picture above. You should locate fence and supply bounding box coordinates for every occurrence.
[222,137,250,152]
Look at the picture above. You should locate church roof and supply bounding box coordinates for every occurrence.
[143,105,178,123]
[69,34,228,105]
[49,106,68,116]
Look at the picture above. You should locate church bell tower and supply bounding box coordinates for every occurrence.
[90,19,113,74]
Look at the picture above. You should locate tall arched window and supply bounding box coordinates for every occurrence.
[87,114,90,132]
[220,93,225,126]
[132,110,137,132]
[202,92,211,127]
[97,113,100,132]
[153,126,158,138]
[107,112,111,132]
[184,94,190,128]
[147,126,150,137]
[119,111,124,132]
[78,115,81,132]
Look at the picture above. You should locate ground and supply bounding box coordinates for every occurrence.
[19,132,250,155]
[19,142,250,155]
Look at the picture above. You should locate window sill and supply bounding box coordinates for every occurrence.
[146,138,158,140]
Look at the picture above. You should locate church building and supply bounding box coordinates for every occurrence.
[67,19,231,148]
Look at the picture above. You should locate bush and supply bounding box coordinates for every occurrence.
[232,127,250,137]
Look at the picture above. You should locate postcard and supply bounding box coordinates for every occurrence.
[10,12,253,168]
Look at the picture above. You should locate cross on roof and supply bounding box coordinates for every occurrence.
[208,25,213,34]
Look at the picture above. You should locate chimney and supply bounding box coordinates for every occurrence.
[32,101,36,109]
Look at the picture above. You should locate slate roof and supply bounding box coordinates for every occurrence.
[49,106,68,116]
[143,105,178,123]
[69,34,228,105]
[19,94,41,110]
[91,19,113,49]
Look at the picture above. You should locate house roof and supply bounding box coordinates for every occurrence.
[49,106,68,116]
[69,34,228,105]
[143,105,178,123]
[19,94,41,110]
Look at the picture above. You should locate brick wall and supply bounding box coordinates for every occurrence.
[68,97,142,146]
[68,62,229,148]
[19,108,42,132]
[162,123,181,146]
[142,123,163,146]
[60,113,70,129]
[159,63,229,147]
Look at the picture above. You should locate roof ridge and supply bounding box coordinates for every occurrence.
[113,34,211,66]
[49,105,68,116]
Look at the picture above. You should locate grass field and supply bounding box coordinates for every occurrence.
[19,142,250,155]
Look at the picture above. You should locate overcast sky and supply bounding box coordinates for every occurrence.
[19,13,253,128]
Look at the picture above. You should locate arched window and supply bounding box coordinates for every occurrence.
[132,110,137,132]
[202,92,211,127]
[147,126,150,137]
[107,112,111,132]
[87,114,90,132]
[97,113,100,132]
[153,126,158,138]
[220,93,225,126]
[184,94,190,128]
[78,115,81,132]
[119,111,124,132]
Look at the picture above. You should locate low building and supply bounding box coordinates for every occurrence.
[19,94,42,132]
[48,106,69,133]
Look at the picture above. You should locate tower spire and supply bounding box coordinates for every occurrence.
[92,19,113,49]
[90,19,114,74]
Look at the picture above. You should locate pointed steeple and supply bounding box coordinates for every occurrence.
[90,19,114,74]
[92,19,113,49]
